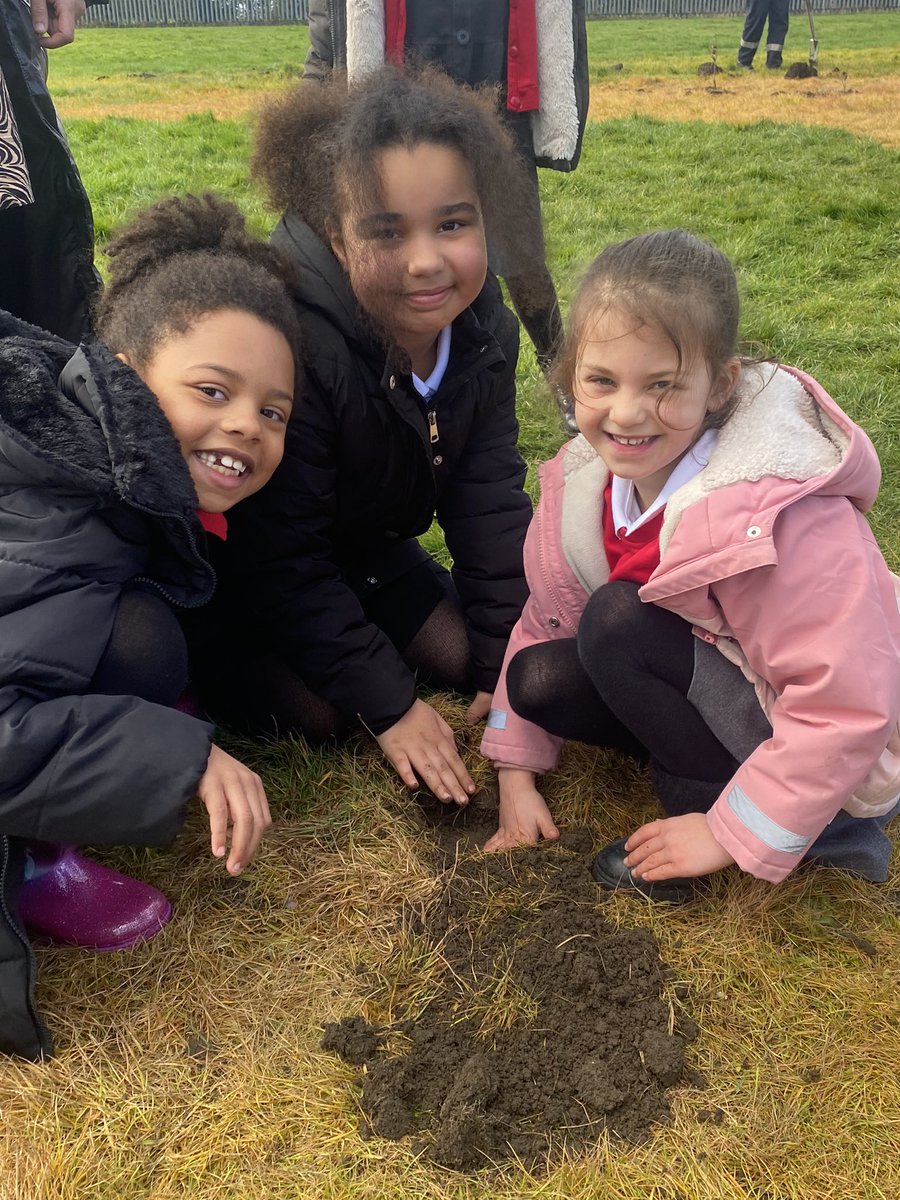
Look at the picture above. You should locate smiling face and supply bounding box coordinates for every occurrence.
[134,310,295,513]
[330,141,488,377]
[573,311,739,510]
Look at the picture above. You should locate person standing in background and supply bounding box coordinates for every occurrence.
[0,0,103,340]
[302,1,588,406]
[737,0,790,70]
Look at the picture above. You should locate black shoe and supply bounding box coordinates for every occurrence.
[590,836,695,904]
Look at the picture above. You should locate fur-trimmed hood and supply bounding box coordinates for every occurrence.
[0,310,214,607]
[560,363,881,597]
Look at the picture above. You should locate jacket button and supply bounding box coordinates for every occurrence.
[746,525,762,538]
[389,375,397,389]
[508,94,521,110]
[433,455,443,465]
[456,29,470,45]
[366,576,378,586]
[548,617,560,628]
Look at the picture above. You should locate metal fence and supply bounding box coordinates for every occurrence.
[80,0,899,27]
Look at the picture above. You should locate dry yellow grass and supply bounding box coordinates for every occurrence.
[55,74,900,151]
[2,710,898,1199]
[589,72,900,150]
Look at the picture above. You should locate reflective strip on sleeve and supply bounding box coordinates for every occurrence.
[486,709,508,731]
[726,784,812,854]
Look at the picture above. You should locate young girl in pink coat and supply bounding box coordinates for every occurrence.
[481,229,900,898]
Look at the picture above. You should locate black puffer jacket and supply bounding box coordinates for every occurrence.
[0,1,102,340]
[0,312,216,1060]
[213,215,532,733]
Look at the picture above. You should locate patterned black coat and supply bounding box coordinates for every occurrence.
[0,0,102,339]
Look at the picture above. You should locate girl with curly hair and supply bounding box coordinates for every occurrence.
[195,66,535,806]
[0,193,300,1060]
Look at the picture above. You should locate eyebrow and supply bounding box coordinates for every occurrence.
[191,363,294,406]
[357,202,480,230]
[579,358,678,377]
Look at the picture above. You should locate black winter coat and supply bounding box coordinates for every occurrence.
[213,215,532,734]
[0,312,216,1060]
[0,0,102,340]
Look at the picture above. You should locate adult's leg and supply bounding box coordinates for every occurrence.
[765,0,790,68]
[494,114,563,373]
[737,0,770,67]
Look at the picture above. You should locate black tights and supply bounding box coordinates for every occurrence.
[195,596,472,745]
[507,582,740,806]
[91,588,187,704]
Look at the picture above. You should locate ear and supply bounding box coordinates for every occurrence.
[709,356,741,411]
[115,351,132,366]
[326,218,348,271]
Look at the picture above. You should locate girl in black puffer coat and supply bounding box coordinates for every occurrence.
[193,67,535,808]
[0,195,300,1061]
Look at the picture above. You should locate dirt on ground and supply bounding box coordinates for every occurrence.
[588,72,900,149]
[58,73,900,150]
[322,789,699,1172]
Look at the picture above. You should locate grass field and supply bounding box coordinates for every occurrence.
[2,14,900,1200]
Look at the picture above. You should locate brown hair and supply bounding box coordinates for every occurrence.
[94,193,301,367]
[252,63,538,289]
[556,229,743,429]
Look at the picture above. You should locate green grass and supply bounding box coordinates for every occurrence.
[67,98,900,558]
[4,18,900,1200]
[61,12,900,85]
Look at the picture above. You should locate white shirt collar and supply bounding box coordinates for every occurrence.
[411,326,452,400]
[610,429,719,535]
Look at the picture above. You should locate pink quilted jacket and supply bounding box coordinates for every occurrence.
[481,365,900,882]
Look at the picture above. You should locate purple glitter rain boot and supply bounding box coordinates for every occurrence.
[18,845,172,951]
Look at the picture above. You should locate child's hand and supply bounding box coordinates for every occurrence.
[623,812,734,880]
[375,698,476,806]
[465,690,493,726]
[484,768,560,852]
[197,744,272,875]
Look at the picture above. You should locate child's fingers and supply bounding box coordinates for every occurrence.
[537,813,560,841]
[386,749,420,790]
[204,787,229,859]
[624,821,660,854]
[417,745,472,805]
[224,794,252,875]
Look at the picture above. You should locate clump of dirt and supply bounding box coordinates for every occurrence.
[785,62,818,79]
[322,791,699,1171]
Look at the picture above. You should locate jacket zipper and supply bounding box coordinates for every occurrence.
[427,407,440,445]
[124,500,216,610]
[0,835,53,1056]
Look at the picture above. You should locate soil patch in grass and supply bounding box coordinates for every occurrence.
[322,791,699,1171]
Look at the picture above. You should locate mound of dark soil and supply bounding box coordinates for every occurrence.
[322,792,699,1171]
[785,62,818,79]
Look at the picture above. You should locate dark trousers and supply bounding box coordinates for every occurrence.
[738,0,790,67]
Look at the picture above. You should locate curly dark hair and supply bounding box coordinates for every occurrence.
[555,229,744,431]
[252,64,539,277]
[94,193,301,366]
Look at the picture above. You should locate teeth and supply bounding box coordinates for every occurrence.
[610,435,654,446]
[197,450,247,476]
